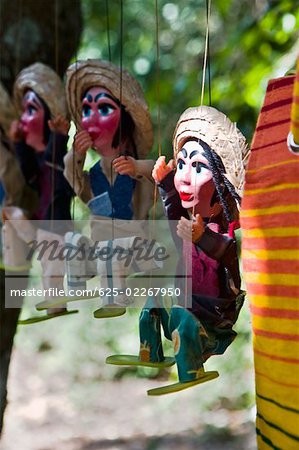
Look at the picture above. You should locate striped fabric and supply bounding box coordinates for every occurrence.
[291,58,299,144]
[240,75,299,450]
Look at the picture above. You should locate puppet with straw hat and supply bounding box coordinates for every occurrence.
[64,59,155,222]
[107,105,249,395]
[2,62,75,324]
[0,82,34,210]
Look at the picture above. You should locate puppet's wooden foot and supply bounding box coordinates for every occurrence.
[147,371,219,396]
[35,291,99,310]
[18,308,78,325]
[93,304,126,318]
[106,354,175,368]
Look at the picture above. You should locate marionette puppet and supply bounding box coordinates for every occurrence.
[51,59,155,318]
[64,59,154,222]
[107,106,249,395]
[0,82,33,212]
[0,81,31,268]
[2,62,76,324]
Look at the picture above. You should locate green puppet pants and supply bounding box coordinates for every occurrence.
[139,297,236,383]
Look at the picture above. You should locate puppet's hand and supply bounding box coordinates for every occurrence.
[152,156,175,183]
[177,214,204,243]
[8,120,24,143]
[74,130,93,155]
[48,114,70,136]
[113,155,136,177]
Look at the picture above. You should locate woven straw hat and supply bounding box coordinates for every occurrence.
[0,82,17,135]
[173,106,249,197]
[13,63,68,119]
[66,59,153,158]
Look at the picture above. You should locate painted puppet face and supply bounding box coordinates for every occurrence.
[21,90,46,151]
[174,140,216,212]
[81,86,121,156]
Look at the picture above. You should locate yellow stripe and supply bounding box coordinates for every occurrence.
[256,372,299,398]
[258,397,299,436]
[242,249,299,260]
[254,336,299,360]
[253,315,299,334]
[256,414,299,450]
[241,204,299,218]
[245,183,299,196]
[246,272,299,286]
[249,295,299,309]
[247,159,299,174]
[242,227,299,238]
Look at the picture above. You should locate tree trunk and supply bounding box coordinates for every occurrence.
[0,0,82,435]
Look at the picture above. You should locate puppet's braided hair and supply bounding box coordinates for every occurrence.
[198,139,240,225]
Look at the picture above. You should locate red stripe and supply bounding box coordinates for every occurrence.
[245,160,299,182]
[253,328,299,341]
[242,237,299,252]
[256,118,290,132]
[244,259,299,275]
[268,76,295,91]
[255,348,299,364]
[242,189,299,209]
[240,212,299,230]
[251,138,287,152]
[261,98,292,113]
[245,283,299,298]
[251,305,299,319]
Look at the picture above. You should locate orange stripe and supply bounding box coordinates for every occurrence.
[245,163,299,185]
[242,237,299,251]
[240,212,299,230]
[251,305,299,319]
[245,283,299,298]
[242,189,299,209]
[255,349,299,364]
[256,370,299,389]
[242,258,299,274]
[253,328,299,342]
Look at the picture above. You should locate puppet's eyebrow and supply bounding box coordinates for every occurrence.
[179,148,187,158]
[25,94,41,108]
[94,92,120,104]
[84,93,93,103]
[189,150,199,159]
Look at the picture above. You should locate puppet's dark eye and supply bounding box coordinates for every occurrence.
[192,161,201,173]
[82,104,91,117]
[27,105,37,115]
[98,104,115,116]
[177,158,185,170]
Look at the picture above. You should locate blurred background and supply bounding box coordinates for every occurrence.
[0,0,298,449]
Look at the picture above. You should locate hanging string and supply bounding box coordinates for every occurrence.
[206,0,212,106]
[110,0,124,242]
[193,0,211,221]
[105,0,112,62]
[50,0,59,225]
[200,0,211,106]
[151,0,162,226]
[187,0,211,308]
[118,0,124,150]
[72,17,81,222]
[14,0,23,79]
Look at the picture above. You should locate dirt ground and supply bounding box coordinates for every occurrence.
[0,345,256,450]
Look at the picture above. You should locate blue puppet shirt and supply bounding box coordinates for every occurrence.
[88,160,136,220]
